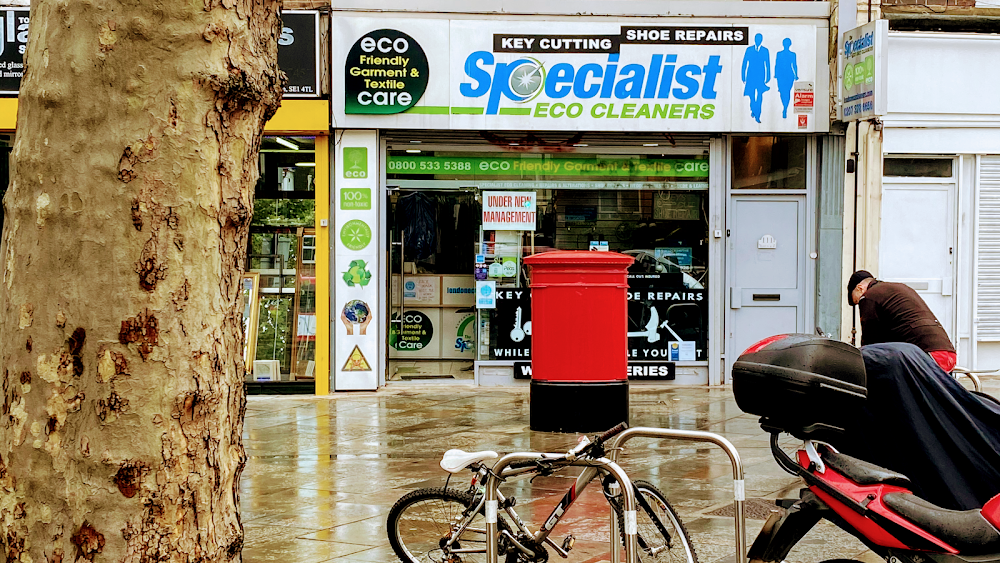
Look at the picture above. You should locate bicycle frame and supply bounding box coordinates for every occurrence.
[485,453,639,563]
[442,458,637,562]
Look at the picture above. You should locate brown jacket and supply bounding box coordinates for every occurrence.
[859,280,955,353]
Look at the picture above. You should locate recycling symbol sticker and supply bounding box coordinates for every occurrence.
[343,259,372,288]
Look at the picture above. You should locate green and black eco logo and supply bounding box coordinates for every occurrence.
[345,29,428,114]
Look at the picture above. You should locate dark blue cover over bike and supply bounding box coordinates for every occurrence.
[840,343,1000,511]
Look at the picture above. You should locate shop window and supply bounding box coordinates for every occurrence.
[386,150,710,373]
[732,136,807,189]
[247,136,317,383]
[884,157,953,178]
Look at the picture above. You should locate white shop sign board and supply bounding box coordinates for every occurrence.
[332,16,829,132]
[483,191,537,231]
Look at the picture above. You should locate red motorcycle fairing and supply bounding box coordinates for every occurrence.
[797,450,959,554]
[984,494,1000,531]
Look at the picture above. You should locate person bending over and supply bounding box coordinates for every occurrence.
[847,270,957,372]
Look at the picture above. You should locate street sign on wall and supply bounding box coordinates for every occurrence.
[838,20,887,121]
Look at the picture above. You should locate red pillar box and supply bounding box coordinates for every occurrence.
[523,251,634,432]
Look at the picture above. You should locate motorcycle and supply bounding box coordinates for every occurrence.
[732,334,1000,563]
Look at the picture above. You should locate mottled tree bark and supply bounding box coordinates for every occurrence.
[0,1,282,561]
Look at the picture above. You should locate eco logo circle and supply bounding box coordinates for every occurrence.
[340,219,372,251]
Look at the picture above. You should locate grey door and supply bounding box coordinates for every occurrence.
[728,197,806,363]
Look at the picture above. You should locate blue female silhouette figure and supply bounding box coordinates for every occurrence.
[775,38,798,119]
[741,34,770,123]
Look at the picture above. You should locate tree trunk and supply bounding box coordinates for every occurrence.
[0,1,282,561]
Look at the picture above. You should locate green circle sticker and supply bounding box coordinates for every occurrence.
[340,219,372,251]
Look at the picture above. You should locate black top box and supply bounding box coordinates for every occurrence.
[733,334,867,438]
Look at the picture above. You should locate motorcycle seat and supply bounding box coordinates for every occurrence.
[821,451,912,487]
[883,492,1000,555]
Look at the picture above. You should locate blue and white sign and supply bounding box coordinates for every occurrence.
[839,20,887,121]
[333,17,829,132]
[476,280,497,309]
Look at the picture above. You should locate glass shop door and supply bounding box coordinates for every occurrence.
[386,187,481,382]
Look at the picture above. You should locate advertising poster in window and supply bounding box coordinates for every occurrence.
[279,11,321,97]
[627,274,707,364]
[490,289,532,360]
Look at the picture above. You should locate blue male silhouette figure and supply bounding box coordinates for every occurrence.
[774,38,799,118]
[741,33,770,123]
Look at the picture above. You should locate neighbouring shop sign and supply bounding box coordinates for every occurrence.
[839,20,887,121]
[333,17,829,132]
[279,11,321,97]
[0,10,318,97]
[0,8,28,95]
[345,28,429,114]
[387,155,709,178]
[483,191,537,230]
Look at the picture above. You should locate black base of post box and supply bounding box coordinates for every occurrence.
[530,380,629,433]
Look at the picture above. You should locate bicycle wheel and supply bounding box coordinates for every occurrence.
[388,487,501,563]
[617,480,698,563]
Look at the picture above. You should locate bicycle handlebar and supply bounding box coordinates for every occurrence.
[596,422,629,446]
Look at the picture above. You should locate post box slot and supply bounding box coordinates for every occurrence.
[752,293,781,301]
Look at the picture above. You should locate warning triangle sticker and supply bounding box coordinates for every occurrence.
[342,345,372,372]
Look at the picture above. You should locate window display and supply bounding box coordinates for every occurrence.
[247,136,317,382]
[387,149,711,377]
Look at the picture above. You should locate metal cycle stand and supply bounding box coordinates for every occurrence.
[485,453,641,563]
[607,427,747,563]
[952,367,991,393]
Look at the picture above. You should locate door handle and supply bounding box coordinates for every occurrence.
[752,294,781,301]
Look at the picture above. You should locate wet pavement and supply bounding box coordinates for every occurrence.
[240,378,1000,563]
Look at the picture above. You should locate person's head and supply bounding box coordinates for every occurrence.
[782,38,792,49]
[847,270,875,306]
[754,33,763,47]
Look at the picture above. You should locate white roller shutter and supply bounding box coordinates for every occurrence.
[977,156,1000,340]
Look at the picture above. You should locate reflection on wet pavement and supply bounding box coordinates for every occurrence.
[241,379,1000,563]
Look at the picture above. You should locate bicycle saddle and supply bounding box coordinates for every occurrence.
[440,449,499,473]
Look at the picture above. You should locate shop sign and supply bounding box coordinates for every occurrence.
[387,155,709,178]
[279,11,321,97]
[839,20,887,121]
[483,191,537,230]
[333,17,828,132]
[0,8,28,95]
[345,28,429,114]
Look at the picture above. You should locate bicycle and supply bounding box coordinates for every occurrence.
[386,423,698,563]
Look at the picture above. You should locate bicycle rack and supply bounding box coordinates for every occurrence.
[607,427,747,563]
[485,453,640,563]
[952,367,990,393]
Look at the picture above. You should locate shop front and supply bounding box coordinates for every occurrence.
[329,8,833,391]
